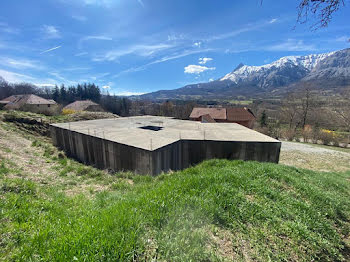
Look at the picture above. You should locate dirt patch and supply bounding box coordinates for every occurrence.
[208,227,256,261]
[0,122,114,196]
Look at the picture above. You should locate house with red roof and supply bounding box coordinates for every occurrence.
[189,107,256,128]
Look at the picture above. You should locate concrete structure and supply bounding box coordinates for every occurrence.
[0,94,58,115]
[63,100,104,113]
[190,107,256,128]
[50,116,280,175]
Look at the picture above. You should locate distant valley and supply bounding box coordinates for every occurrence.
[139,48,350,101]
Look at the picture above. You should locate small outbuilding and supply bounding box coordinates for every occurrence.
[63,100,104,113]
[190,107,256,128]
[0,94,57,115]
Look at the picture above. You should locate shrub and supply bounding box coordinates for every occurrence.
[62,109,76,115]
[282,129,296,141]
[302,125,313,143]
[319,130,334,145]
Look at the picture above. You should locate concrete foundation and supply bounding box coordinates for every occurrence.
[50,116,281,175]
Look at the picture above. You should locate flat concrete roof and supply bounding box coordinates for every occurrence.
[51,116,279,151]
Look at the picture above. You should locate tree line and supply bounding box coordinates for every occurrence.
[0,77,133,117]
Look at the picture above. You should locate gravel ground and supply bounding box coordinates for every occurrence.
[281,141,349,155]
[280,141,350,172]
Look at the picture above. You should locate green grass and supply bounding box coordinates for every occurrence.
[227,99,253,105]
[1,159,349,261]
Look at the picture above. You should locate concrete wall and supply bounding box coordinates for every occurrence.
[151,140,280,174]
[51,125,152,174]
[21,104,59,115]
[51,125,281,175]
[86,105,105,112]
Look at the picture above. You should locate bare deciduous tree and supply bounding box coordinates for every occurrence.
[297,0,347,29]
[334,87,350,132]
[280,93,299,129]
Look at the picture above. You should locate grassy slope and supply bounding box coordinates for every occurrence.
[0,112,350,261]
[1,158,350,261]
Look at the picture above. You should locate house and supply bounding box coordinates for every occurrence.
[189,108,227,122]
[62,100,104,113]
[226,108,256,128]
[0,94,58,115]
[189,107,256,128]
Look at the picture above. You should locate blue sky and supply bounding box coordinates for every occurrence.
[0,0,349,95]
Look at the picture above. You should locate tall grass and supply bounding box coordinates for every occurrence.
[1,159,349,261]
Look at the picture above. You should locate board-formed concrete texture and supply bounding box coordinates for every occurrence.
[50,116,281,175]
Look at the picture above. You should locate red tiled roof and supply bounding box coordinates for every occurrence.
[201,114,216,123]
[226,107,255,122]
[190,107,255,122]
[190,107,226,120]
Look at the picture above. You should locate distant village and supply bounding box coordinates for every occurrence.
[0,93,257,128]
[0,79,349,148]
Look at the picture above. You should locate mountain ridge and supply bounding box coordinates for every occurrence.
[140,48,350,100]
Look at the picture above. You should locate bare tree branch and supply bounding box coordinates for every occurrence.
[297,0,346,29]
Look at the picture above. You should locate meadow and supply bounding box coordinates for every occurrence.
[0,112,349,261]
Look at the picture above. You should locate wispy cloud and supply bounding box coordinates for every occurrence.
[184,64,215,74]
[113,48,213,78]
[193,41,202,47]
[48,72,76,85]
[148,48,214,66]
[0,22,19,34]
[102,85,111,89]
[72,15,87,22]
[40,45,62,54]
[335,36,350,42]
[81,35,113,41]
[34,83,57,87]
[93,43,173,62]
[207,19,278,42]
[118,91,145,96]
[80,0,113,7]
[78,35,113,48]
[42,25,61,39]
[198,57,213,65]
[90,72,110,80]
[266,39,317,51]
[137,0,145,7]
[167,33,186,41]
[0,69,35,83]
[75,52,88,57]
[0,57,43,70]
[62,67,91,71]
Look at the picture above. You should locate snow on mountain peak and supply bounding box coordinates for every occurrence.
[220,51,335,83]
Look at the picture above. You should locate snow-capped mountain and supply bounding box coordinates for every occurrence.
[140,48,350,100]
[220,52,335,83]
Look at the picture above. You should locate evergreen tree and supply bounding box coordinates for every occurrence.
[52,85,60,102]
[260,110,267,127]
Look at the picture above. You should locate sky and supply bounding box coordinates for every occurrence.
[0,0,349,96]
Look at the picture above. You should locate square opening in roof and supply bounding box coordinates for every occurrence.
[139,125,163,131]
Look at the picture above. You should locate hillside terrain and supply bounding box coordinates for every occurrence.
[140,48,350,100]
[0,111,350,261]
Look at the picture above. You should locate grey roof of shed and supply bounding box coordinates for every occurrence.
[51,116,279,151]
[63,100,101,111]
[1,94,56,109]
